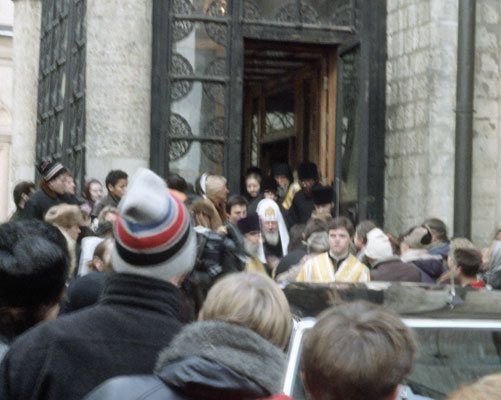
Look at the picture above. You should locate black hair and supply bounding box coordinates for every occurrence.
[105,170,128,191]
[167,173,188,192]
[0,220,69,338]
[13,181,36,209]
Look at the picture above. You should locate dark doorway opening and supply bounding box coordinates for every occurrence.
[242,39,337,184]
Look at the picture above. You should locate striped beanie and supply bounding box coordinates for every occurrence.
[111,168,196,282]
[38,159,67,182]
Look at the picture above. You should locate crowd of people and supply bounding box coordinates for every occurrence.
[2,158,501,399]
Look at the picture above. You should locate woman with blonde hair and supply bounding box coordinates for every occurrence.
[86,272,294,399]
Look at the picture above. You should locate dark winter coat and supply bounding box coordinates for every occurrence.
[0,273,185,400]
[287,184,323,226]
[275,244,307,277]
[401,249,446,283]
[23,187,77,220]
[91,192,120,218]
[370,256,422,282]
[85,321,287,400]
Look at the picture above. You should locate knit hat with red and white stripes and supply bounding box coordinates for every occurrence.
[111,168,196,282]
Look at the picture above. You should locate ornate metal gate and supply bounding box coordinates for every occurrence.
[36,0,86,194]
[151,0,386,223]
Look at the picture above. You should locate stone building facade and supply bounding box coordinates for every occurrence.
[386,0,501,246]
[0,0,14,221]
[6,0,501,247]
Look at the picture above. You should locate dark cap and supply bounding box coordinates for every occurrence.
[38,159,67,182]
[312,186,335,205]
[271,163,292,180]
[237,213,261,235]
[297,162,318,181]
[262,176,278,193]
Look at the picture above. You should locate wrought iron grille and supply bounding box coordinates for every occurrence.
[36,0,86,195]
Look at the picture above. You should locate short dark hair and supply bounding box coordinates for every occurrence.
[328,216,355,237]
[304,218,328,240]
[424,218,448,241]
[167,173,187,192]
[225,195,248,214]
[455,248,481,277]
[13,181,36,209]
[302,301,416,400]
[355,220,377,245]
[105,170,128,191]
[0,220,70,338]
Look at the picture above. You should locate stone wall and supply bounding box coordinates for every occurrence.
[385,0,458,238]
[0,32,13,221]
[85,0,152,185]
[8,0,41,218]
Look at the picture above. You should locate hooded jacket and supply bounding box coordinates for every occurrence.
[85,321,288,400]
[401,249,446,283]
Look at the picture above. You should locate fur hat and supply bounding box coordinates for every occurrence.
[112,168,196,282]
[262,176,278,193]
[271,163,292,180]
[237,213,261,235]
[312,186,335,205]
[403,226,432,249]
[365,228,393,260]
[297,162,318,181]
[38,159,67,182]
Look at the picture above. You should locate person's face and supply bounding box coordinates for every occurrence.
[66,224,81,241]
[244,231,261,247]
[228,204,247,225]
[262,220,278,235]
[108,178,128,199]
[246,178,260,198]
[89,182,103,202]
[328,227,351,257]
[315,203,333,214]
[300,179,315,195]
[63,174,76,195]
[48,174,67,195]
[275,175,289,189]
[214,185,229,204]
[264,191,278,201]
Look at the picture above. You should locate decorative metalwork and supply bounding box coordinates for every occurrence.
[205,0,228,46]
[203,58,226,105]
[36,0,86,194]
[173,0,195,41]
[201,117,225,163]
[275,1,318,24]
[243,0,260,19]
[170,53,194,101]
[168,113,193,161]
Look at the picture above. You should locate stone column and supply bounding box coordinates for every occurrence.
[385,0,457,236]
[9,0,41,211]
[85,0,152,184]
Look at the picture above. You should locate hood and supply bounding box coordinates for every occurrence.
[155,321,286,396]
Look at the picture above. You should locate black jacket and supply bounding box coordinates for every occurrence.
[287,184,323,226]
[23,188,77,220]
[0,273,186,400]
[85,321,287,400]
